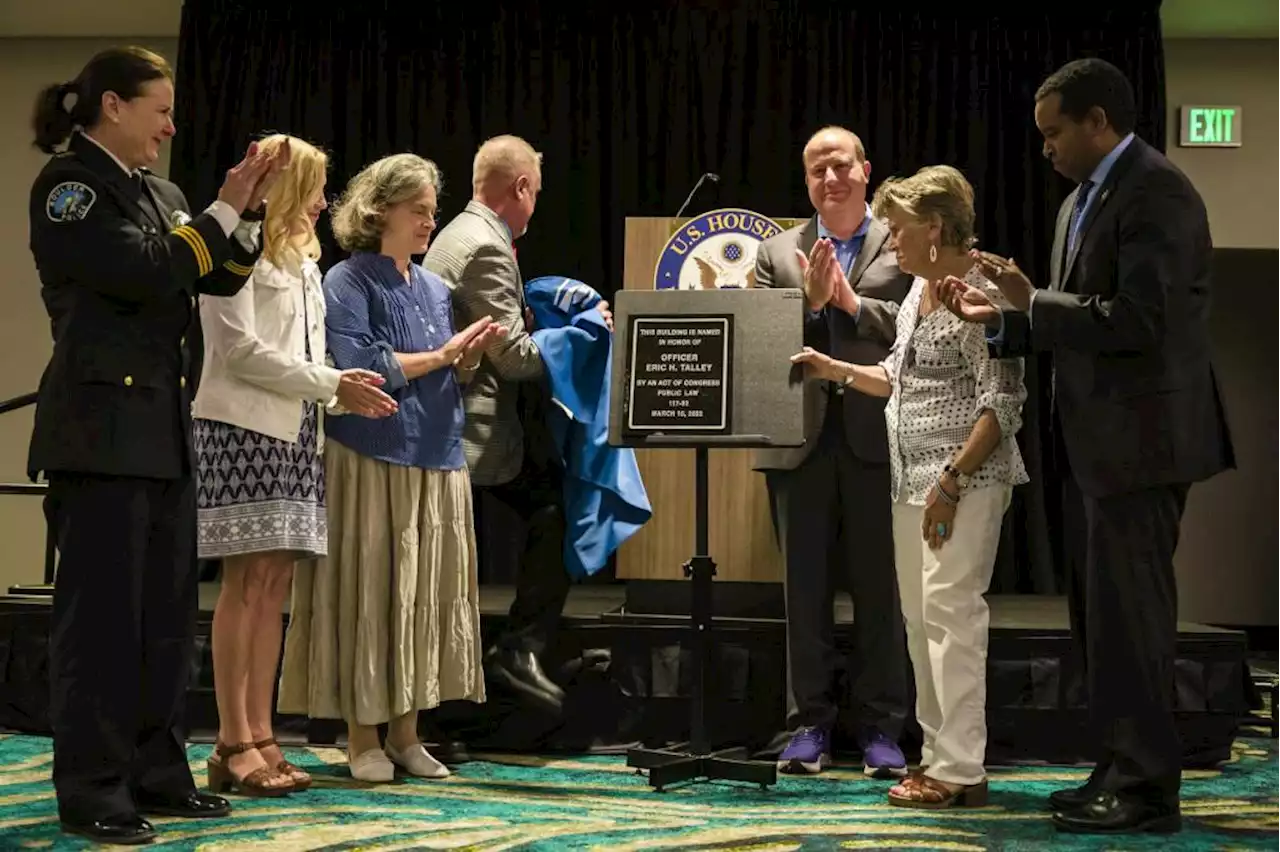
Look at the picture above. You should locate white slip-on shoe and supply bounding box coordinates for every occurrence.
[348,747,395,783]
[385,742,451,779]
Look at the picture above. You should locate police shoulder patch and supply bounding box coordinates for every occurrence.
[45,181,97,223]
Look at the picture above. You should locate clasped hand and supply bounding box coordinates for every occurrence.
[795,239,857,315]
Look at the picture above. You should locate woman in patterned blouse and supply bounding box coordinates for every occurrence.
[791,165,1028,809]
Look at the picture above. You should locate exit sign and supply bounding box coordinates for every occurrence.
[1179,105,1242,148]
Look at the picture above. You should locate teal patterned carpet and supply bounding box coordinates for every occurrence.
[0,733,1274,850]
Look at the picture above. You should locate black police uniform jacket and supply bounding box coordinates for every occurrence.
[27,133,261,481]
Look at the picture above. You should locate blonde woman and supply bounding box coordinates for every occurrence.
[193,135,397,796]
[278,154,500,783]
[792,165,1028,808]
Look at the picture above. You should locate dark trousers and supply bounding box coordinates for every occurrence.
[475,459,570,656]
[766,411,907,737]
[1059,458,1188,806]
[45,473,199,822]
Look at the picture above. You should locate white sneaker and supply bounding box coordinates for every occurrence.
[385,742,451,779]
[348,747,395,783]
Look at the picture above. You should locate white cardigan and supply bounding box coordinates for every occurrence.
[192,256,342,445]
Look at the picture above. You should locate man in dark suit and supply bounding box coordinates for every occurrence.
[939,58,1235,834]
[26,45,282,844]
[753,126,913,778]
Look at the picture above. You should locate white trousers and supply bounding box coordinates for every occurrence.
[892,484,1011,785]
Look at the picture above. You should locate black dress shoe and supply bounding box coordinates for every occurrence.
[134,790,231,819]
[429,739,472,765]
[61,814,156,845]
[1053,792,1181,834]
[1047,781,1103,811]
[485,647,565,713]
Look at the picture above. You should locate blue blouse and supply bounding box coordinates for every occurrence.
[322,252,465,471]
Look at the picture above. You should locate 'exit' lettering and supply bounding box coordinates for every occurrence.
[1179,105,1243,148]
[1189,108,1234,144]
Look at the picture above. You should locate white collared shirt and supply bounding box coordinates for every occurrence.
[77,129,248,244]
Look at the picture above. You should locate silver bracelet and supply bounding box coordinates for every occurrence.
[935,475,959,505]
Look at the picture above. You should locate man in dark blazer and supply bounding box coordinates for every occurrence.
[754,126,913,778]
[940,58,1235,834]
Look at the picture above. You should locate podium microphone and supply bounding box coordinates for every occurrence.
[675,172,720,218]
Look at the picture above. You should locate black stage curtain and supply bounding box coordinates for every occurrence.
[172,0,1165,595]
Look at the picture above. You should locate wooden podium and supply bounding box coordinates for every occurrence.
[617,216,805,584]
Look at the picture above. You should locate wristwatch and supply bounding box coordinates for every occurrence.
[943,464,971,490]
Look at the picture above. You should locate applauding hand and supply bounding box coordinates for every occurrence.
[441,316,496,365]
[456,318,507,372]
[828,257,859,316]
[795,240,836,311]
[216,142,273,215]
[246,139,292,214]
[335,369,398,418]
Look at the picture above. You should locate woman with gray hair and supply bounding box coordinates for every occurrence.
[791,165,1027,809]
[277,153,505,782]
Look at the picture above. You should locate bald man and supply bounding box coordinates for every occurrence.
[753,126,913,778]
[424,135,609,716]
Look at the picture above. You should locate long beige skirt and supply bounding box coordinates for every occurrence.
[277,438,486,726]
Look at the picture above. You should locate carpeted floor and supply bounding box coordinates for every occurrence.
[0,734,1274,850]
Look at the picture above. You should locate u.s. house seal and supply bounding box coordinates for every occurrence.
[653,208,785,290]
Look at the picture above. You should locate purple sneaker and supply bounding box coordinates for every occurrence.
[860,731,907,779]
[777,726,831,775]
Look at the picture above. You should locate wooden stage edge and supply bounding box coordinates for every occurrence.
[0,584,1246,640]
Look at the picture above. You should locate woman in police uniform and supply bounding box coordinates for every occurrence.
[27,46,287,845]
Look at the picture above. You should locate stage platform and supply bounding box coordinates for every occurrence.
[0,583,1258,767]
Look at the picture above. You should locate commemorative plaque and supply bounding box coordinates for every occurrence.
[625,316,733,434]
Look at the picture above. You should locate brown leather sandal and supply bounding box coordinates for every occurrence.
[888,773,988,809]
[255,737,312,791]
[206,740,294,797]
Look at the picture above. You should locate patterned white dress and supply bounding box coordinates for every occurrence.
[194,298,327,559]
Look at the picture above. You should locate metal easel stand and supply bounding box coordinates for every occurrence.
[625,446,778,791]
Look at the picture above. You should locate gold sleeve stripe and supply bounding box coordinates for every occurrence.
[223,259,255,277]
[172,226,212,277]
[171,228,208,276]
